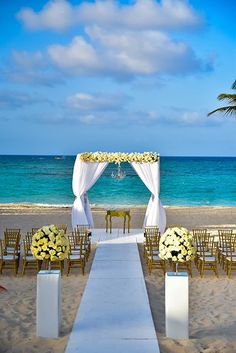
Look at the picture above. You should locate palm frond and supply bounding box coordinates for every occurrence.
[232,80,236,90]
[217,93,236,104]
[208,105,236,117]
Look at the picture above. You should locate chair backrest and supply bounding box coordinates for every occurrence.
[219,232,235,252]
[76,224,91,236]
[55,224,67,233]
[218,229,233,236]
[144,226,159,237]
[4,229,21,248]
[192,228,208,236]
[0,238,18,258]
[25,232,33,247]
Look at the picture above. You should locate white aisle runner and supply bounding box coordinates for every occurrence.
[65,239,160,353]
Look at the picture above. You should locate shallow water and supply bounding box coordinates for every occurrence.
[0,155,236,206]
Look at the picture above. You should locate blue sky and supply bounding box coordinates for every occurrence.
[0,0,235,156]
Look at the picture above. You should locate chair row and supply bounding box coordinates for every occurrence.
[0,225,91,276]
[143,227,236,278]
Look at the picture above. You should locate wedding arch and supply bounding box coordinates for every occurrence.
[72,152,166,233]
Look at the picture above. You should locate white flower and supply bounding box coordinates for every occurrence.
[159,227,196,262]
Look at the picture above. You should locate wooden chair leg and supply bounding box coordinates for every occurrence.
[22,261,26,275]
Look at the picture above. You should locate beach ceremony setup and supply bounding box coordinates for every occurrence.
[1,152,236,353]
[1,0,236,352]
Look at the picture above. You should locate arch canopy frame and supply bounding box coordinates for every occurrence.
[72,152,166,233]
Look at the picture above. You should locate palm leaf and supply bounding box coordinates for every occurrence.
[217,93,236,104]
[208,105,236,116]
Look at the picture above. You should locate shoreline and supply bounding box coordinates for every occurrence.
[1,203,236,211]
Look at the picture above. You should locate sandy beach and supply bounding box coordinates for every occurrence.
[1,204,236,235]
[1,205,236,353]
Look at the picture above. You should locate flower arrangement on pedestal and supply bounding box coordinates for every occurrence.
[31,225,69,262]
[159,227,196,266]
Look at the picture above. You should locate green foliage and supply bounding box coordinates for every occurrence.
[208,81,236,117]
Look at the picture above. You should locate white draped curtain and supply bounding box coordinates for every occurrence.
[131,161,166,233]
[72,154,166,233]
[72,155,108,228]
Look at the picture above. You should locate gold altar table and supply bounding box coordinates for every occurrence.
[105,209,131,234]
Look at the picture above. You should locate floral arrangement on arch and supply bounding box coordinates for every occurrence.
[79,152,159,164]
[159,227,196,263]
[31,225,69,261]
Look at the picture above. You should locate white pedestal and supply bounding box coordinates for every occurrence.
[37,270,61,338]
[165,272,189,339]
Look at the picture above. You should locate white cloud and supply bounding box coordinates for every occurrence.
[48,28,207,78]
[17,0,77,31]
[15,1,209,81]
[17,0,202,32]
[48,36,100,73]
[66,92,130,111]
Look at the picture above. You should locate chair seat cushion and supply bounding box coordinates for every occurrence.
[226,257,236,262]
[200,256,216,261]
[25,256,36,261]
[3,255,15,260]
[69,254,85,260]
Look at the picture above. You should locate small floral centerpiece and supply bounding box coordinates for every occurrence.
[31,225,69,262]
[159,227,196,267]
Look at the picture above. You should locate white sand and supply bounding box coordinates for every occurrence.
[139,245,236,353]
[0,247,96,353]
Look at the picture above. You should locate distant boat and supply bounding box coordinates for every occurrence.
[54,156,64,160]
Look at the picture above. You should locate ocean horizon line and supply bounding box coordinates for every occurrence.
[1,154,236,158]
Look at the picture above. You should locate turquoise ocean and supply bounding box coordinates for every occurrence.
[0,156,236,207]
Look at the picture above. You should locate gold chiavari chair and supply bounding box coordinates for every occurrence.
[146,238,165,274]
[143,226,159,259]
[218,230,234,268]
[76,225,91,257]
[4,228,21,253]
[22,239,42,275]
[193,230,211,270]
[197,237,218,278]
[143,227,165,274]
[225,235,236,278]
[67,233,86,275]
[0,239,19,275]
[4,228,21,269]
